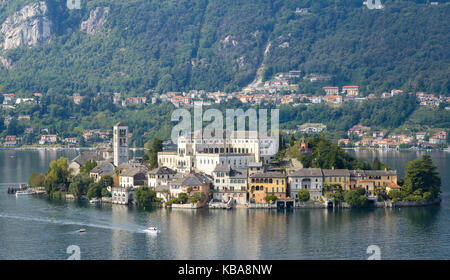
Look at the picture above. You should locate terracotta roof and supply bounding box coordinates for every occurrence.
[387,183,401,189]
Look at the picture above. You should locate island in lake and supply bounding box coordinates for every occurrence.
[23,122,441,210]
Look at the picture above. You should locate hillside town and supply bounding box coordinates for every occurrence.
[70,122,403,209]
[1,81,449,149]
[340,126,448,149]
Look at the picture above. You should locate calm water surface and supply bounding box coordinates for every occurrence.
[0,149,449,260]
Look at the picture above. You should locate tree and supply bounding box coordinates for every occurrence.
[177,192,188,204]
[190,192,206,204]
[44,157,71,194]
[372,157,391,170]
[68,173,93,199]
[289,135,296,147]
[146,138,163,168]
[404,155,441,199]
[265,195,278,203]
[99,175,113,188]
[372,157,382,170]
[279,134,286,151]
[136,187,157,209]
[344,188,368,207]
[297,189,310,202]
[28,172,45,188]
[80,160,97,174]
[101,188,111,197]
[87,183,102,199]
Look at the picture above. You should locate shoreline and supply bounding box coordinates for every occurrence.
[23,193,442,210]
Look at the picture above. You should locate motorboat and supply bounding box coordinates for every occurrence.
[15,189,34,197]
[77,228,86,233]
[143,227,160,234]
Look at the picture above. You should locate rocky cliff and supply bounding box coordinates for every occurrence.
[80,7,110,35]
[0,1,52,50]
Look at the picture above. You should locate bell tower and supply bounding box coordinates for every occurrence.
[114,122,129,166]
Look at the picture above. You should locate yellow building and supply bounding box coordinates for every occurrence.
[249,172,287,204]
[323,169,351,190]
[350,170,398,189]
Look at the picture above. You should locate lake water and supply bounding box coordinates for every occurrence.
[0,149,449,260]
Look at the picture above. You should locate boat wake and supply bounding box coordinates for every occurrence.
[0,213,145,233]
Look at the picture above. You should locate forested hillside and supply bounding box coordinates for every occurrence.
[0,0,448,96]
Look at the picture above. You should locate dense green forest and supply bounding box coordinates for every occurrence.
[0,0,448,96]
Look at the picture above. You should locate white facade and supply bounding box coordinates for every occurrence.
[113,123,128,167]
[158,130,277,174]
[288,168,324,202]
[195,153,254,175]
[212,165,248,205]
[147,167,177,188]
[111,187,135,205]
[119,175,135,188]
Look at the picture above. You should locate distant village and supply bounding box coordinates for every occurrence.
[72,122,402,209]
[340,125,447,149]
[1,70,449,149]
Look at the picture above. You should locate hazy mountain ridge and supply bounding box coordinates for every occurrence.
[0,0,448,96]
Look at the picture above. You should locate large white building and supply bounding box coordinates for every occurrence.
[113,122,129,167]
[158,130,277,175]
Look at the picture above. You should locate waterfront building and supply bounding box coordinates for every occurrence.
[113,122,129,167]
[39,134,58,145]
[119,168,147,188]
[111,187,135,205]
[147,166,177,190]
[249,172,287,204]
[211,164,248,205]
[3,135,17,147]
[169,172,213,207]
[349,170,398,190]
[287,168,323,202]
[323,169,351,190]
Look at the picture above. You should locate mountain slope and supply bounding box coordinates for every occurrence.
[0,0,448,96]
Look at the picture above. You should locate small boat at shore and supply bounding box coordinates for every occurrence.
[15,189,34,197]
[89,199,101,204]
[143,227,160,234]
